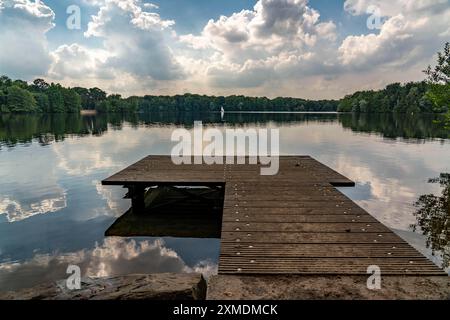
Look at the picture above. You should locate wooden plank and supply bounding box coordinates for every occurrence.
[221,222,391,233]
[102,155,446,276]
[222,214,378,223]
[220,243,425,258]
[221,231,404,244]
[223,200,360,209]
[218,257,445,275]
[222,207,368,215]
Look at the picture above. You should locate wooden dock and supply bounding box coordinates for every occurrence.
[102,155,446,276]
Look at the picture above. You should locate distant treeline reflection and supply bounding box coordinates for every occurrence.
[0,112,449,147]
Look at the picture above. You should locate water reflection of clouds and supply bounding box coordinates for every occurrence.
[0,144,68,222]
[0,125,173,223]
[0,237,217,292]
[92,180,129,218]
[54,144,116,176]
[335,159,418,229]
[52,125,178,177]
[0,194,67,222]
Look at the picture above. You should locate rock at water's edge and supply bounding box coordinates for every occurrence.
[0,273,207,300]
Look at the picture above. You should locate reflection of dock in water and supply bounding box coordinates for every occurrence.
[105,186,223,238]
[102,156,447,276]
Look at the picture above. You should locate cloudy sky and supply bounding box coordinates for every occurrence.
[0,0,449,99]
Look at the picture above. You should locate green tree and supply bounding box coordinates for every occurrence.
[0,90,7,112]
[47,84,65,113]
[359,99,368,113]
[73,87,107,110]
[62,88,81,113]
[405,87,421,114]
[6,86,37,112]
[424,42,450,127]
[0,75,12,87]
[33,93,50,112]
[351,100,360,113]
[32,78,50,92]
[89,87,107,109]
[12,79,28,89]
[96,99,111,113]
[424,42,450,85]
[426,84,450,113]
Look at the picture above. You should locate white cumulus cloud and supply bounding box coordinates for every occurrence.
[339,0,450,70]
[84,0,184,81]
[179,0,338,89]
[0,0,55,79]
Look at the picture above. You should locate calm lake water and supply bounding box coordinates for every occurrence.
[0,112,449,291]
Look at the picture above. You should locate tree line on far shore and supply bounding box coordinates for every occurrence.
[339,43,449,120]
[1,76,445,115]
[0,77,338,113]
[337,81,442,113]
[1,43,448,117]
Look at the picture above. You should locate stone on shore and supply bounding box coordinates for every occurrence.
[0,273,207,300]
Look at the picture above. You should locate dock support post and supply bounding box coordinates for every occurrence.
[129,185,146,213]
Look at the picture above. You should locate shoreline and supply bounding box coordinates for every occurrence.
[1,273,448,300]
